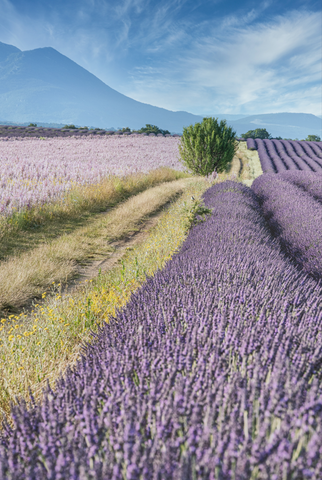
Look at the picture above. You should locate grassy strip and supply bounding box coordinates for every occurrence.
[0,177,211,423]
[237,141,263,186]
[0,178,191,314]
[0,167,190,261]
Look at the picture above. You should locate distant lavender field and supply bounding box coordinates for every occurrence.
[0,136,183,216]
[247,138,322,173]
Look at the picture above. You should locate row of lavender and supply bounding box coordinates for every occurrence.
[247,138,322,173]
[252,171,322,279]
[0,126,181,138]
[2,181,322,479]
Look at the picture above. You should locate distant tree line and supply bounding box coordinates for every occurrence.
[240,128,321,142]
[27,123,321,142]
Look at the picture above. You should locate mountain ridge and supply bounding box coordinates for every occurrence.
[0,41,320,138]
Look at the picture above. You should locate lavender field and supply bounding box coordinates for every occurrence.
[253,171,322,279]
[2,180,322,479]
[247,138,322,173]
[0,136,183,216]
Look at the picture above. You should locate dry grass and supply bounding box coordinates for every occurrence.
[236,141,263,186]
[0,177,210,425]
[0,167,190,261]
[0,178,191,314]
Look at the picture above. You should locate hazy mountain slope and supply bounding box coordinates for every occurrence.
[0,42,206,132]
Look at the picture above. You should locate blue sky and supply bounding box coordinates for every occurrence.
[0,0,321,116]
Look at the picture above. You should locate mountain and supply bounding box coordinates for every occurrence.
[0,41,208,133]
[0,41,320,137]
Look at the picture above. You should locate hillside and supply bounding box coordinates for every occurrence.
[0,41,206,133]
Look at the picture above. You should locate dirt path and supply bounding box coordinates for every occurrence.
[14,209,165,320]
[59,211,163,299]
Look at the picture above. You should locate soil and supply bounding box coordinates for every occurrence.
[60,212,162,298]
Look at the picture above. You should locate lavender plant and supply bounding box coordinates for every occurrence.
[2,182,322,478]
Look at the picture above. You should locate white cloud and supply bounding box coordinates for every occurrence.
[125,8,321,115]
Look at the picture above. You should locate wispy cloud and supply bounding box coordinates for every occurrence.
[0,0,320,116]
[125,8,321,115]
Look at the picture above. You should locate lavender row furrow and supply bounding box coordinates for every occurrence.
[2,182,322,478]
[254,139,276,173]
[305,141,322,158]
[271,139,313,171]
[252,173,322,278]
[269,140,296,170]
[247,139,322,173]
[265,139,311,171]
[299,142,322,165]
[284,140,322,171]
[262,139,289,172]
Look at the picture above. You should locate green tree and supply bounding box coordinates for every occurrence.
[241,128,272,139]
[137,124,171,135]
[62,124,76,129]
[178,117,238,176]
[121,127,131,133]
[305,134,321,142]
[28,123,37,127]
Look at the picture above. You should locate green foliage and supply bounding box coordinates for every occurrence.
[241,128,272,139]
[28,123,37,127]
[306,134,321,142]
[273,136,283,140]
[178,117,238,176]
[136,124,171,135]
[182,198,213,230]
[121,127,131,133]
[62,124,76,129]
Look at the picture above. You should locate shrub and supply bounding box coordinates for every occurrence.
[62,124,76,129]
[178,117,238,175]
[137,124,171,135]
[28,123,37,127]
[241,128,272,139]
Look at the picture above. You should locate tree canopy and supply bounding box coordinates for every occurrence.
[241,128,272,139]
[135,124,171,135]
[305,135,321,142]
